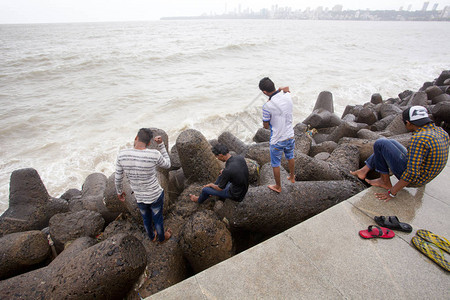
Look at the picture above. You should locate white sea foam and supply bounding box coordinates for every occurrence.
[0,20,449,213]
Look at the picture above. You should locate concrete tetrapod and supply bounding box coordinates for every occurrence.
[0,234,147,300]
[215,180,365,235]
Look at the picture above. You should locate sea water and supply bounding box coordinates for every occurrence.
[0,19,449,213]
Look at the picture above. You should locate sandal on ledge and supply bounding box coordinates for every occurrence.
[359,225,395,239]
[374,216,412,233]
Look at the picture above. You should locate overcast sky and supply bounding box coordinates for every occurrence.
[0,0,449,24]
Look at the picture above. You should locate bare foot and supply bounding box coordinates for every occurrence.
[350,169,367,180]
[151,230,157,242]
[287,175,295,183]
[365,178,392,190]
[268,185,281,193]
[189,194,199,202]
[159,228,172,244]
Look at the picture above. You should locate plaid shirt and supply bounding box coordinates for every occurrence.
[401,123,449,186]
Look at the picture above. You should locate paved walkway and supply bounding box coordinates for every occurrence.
[149,161,450,299]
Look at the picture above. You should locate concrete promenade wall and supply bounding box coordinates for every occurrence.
[148,160,450,299]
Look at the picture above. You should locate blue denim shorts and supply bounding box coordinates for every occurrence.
[270,138,295,167]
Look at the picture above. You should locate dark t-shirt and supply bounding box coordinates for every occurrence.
[217,155,249,201]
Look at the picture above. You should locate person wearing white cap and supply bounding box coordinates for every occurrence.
[351,105,449,201]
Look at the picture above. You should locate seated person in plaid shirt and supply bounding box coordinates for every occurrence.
[351,105,449,201]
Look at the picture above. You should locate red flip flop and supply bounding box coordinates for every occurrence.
[359,225,395,239]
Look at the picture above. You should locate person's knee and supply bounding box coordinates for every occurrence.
[373,138,392,150]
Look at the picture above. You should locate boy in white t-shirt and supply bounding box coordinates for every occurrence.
[259,77,295,193]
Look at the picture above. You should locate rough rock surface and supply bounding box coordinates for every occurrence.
[245,143,271,166]
[69,173,119,223]
[215,181,365,235]
[176,129,222,184]
[326,144,360,171]
[180,210,234,273]
[218,131,248,155]
[0,230,50,280]
[0,168,68,237]
[303,91,342,128]
[283,153,353,181]
[253,128,271,143]
[49,210,105,252]
[0,234,147,300]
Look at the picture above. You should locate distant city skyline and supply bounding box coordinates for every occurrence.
[1,1,449,24]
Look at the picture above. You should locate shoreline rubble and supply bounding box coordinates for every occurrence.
[0,70,449,299]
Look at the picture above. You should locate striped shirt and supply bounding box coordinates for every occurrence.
[401,123,449,186]
[115,144,171,204]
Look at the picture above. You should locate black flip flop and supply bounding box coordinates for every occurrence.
[374,216,412,233]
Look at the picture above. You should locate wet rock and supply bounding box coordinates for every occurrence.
[399,90,413,101]
[339,137,376,166]
[425,85,444,100]
[103,173,128,213]
[439,85,450,94]
[245,158,260,184]
[370,114,396,132]
[419,81,434,92]
[355,107,378,125]
[49,210,105,253]
[0,230,50,280]
[104,173,141,222]
[371,93,383,104]
[435,70,450,86]
[309,141,338,157]
[0,168,68,237]
[0,234,147,300]
[102,217,187,299]
[215,181,365,235]
[253,128,271,143]
[408,91,428,106]
[342,113,356,122]
[168,168,186,203]
[283,153,351,181]
[357,128,384,140]
[147,127,169,151]
[60,188,82,201]
[432,93,450,104]
[245,143,271,166]
[383,114,408,136]
[314,152,330,160]
[180,210,234,273]
[379,103,402,119]
[341,104,355,119]
[326,144,360,171]
[49,236,97,268]
[258,163,291,187]
[431,101,450,124]
[303,91,342,129]
[172,184,215,219]
[218,131,248,156]
[69,173,119,223]
[326,121,366,143]
[169,145,181,170]
[294,124,312,154]
[176,129,222,184]
[51,234,146,299]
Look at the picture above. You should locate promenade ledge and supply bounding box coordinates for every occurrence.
[149,160,449,299]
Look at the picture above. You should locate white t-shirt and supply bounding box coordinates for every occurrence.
[262,91,294,145]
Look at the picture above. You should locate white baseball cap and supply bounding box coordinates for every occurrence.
[402,106,432,126]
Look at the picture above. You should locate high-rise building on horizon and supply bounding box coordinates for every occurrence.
[422,2,430,11]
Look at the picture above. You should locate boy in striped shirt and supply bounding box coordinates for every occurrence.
[115,128,172,242]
